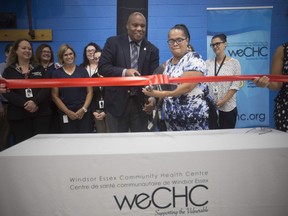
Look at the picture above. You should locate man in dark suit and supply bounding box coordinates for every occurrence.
[99,12,159,132]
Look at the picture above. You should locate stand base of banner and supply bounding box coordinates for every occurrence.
[0,128,287,216]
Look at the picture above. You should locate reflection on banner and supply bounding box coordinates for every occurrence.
[207,6,273,127]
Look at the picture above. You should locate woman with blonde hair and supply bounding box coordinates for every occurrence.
[51,44,93,133]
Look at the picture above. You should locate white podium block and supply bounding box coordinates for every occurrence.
[0,128,288,216]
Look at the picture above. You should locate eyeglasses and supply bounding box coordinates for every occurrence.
[167,38,187,46]
[42,50,51,54]
[86,49,96,53]
[210,42,225,48]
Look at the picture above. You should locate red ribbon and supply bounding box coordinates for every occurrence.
[1,74,287,89]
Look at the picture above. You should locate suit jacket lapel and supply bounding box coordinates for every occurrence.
[138,39,147,74]
[120,35,131,68]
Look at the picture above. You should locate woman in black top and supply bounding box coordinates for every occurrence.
[91,51,108,133]
[2,38,51,144]
[80,43,108,133]
[254,42,288,132]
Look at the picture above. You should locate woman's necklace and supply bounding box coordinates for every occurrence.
[16,63,33,79]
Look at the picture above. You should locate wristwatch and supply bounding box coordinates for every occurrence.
[82,107,87,113]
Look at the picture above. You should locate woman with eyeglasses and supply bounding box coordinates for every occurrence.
[143,24,211,131]
[80,43,108,133]
[80,42,101,77]
[206,33,241,129]
[35,44,60,76]
[35,44,62,133]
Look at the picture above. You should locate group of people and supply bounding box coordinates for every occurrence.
[0,39,106,148]
[0,11,287,149]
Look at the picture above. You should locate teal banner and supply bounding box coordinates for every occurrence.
[207,7,272,127]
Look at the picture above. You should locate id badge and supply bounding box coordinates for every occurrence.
[213,86,218,95]
[158,110,162,120]
[99,100,104,109]
[25,88,33,98]
[147,121,153,131]
[63,115,69,123]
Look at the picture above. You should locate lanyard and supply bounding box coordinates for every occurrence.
[88,65,98,77]
[16,63,31,79]
[214,55,226,76]
[95,72,104,99]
